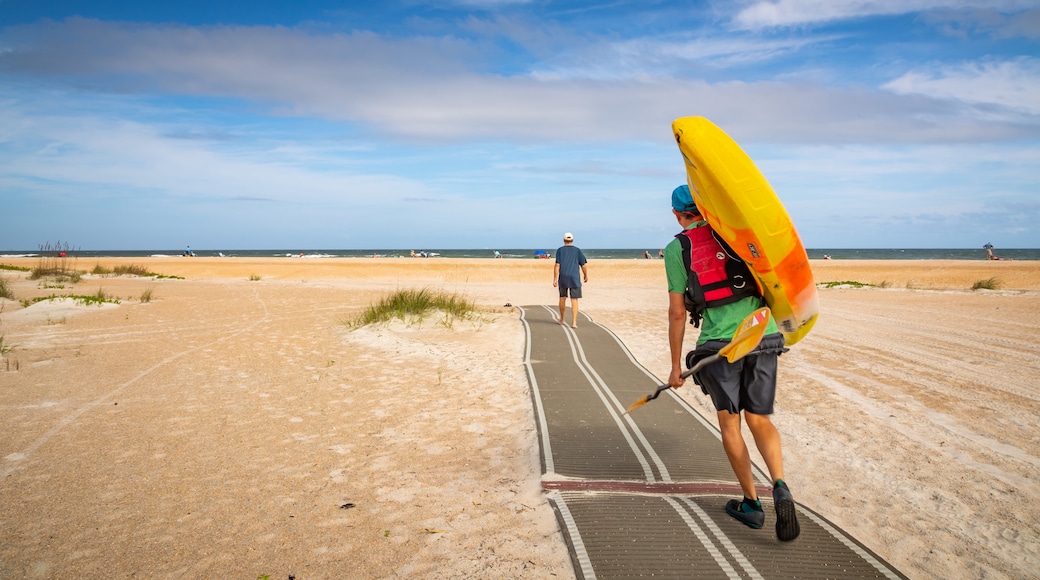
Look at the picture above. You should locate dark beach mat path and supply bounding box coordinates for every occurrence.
[518,304,906,580]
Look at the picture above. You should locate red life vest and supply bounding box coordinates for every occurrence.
[676,225,759,327]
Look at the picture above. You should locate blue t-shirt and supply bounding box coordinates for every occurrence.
[555,245,587,288]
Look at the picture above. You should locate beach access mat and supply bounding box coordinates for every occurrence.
[519,305,906,580]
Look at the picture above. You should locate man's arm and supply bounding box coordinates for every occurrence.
[580,263,588,282]
[553,263,560,287]
[668,291,688,388]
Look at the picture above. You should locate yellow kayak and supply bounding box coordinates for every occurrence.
[672,116,818,345]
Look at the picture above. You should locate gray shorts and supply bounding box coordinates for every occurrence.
[687,333,786,415]
[559,285,582,299]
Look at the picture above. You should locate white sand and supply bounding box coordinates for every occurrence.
[1,257,1038,579]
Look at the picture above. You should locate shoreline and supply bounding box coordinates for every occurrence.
[5,248,1039,262]
[5,256,1040,292]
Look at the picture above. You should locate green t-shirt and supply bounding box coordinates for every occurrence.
[665,222,778,345]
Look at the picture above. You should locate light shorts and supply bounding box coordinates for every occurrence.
[688,333,786,415]
[559,285,582,299]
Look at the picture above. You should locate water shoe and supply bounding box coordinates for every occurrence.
[725,498,765,529]
[772,480,801,542]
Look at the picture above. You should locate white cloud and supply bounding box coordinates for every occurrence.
[884,57,1040,115]
[0,93,427,208]
[734,0,1040,29]
[528,34,833,80]
[2,14,1039,249]
[2,19,1036,146]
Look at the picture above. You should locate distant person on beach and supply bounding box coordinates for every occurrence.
[184,245,194,257]
[983,243,1006,260]
[664,184,799,542]
[643,250,652,259]
[553,232,588,328]
[494,250,502,259]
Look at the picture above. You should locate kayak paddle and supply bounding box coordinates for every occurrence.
[624,306,772,414]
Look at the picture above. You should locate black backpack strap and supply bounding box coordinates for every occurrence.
[675,232,705,328]
[710,230,760,303]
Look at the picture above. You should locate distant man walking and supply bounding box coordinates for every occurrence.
[553,232,588,328]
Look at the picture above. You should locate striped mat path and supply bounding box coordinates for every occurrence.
[518,304,905,580]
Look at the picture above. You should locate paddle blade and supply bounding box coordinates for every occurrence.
[718,307,771,362]
[623,395,651,414]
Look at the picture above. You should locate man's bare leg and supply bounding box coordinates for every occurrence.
[746,411,800,541]
[570,298,579,327]
[558,296,567,325]
[745,412,784,484]
[718,410,758,500]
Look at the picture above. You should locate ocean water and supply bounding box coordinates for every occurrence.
[2,248,1038,260]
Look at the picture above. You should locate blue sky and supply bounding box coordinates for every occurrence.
[1,1,1038,250]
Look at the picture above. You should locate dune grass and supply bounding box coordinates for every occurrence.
[0,302,11,360]
[971,277,1002,290]
[21,288,120,308]
[29,241,82,282]
[0,276,12,300]
[90,263,182,279]
[92,263,152,276]
[349,288,480,328]
[821,280,872,288]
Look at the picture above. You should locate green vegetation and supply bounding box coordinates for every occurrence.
[821,280,872,288]
[113,264,152,276]
[91,263,181,279]
[140,288,154,303]
[30,268,82,283]
[0,302,12,360]
[21,290,120,308]
[349,288,481,328]
[249,274,262,281]
[971,277,1002,291]
[0,264,30,272]
[0,276,12,300]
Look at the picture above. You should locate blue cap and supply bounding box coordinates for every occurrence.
[671,184,699,214]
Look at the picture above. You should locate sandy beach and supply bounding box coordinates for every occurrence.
[1,256,1038,579]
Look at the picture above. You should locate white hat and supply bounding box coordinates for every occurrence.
[563,232,574,241]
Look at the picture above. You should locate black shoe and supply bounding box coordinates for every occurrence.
[725,498,765,529]
[772,480,800,542]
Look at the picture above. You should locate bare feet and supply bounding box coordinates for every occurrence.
[571,323,578,328]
